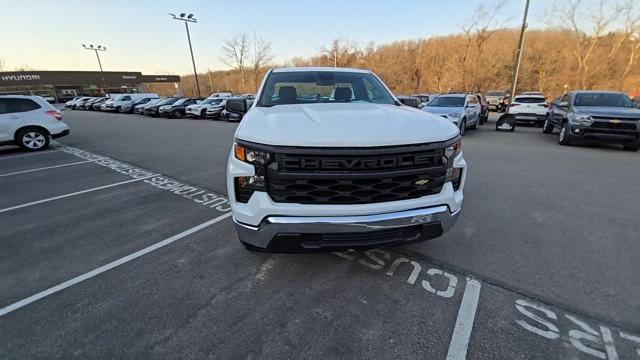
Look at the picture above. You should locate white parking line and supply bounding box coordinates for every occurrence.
[0,212,232,317]
[446,277,482,360]
[0,160,93,178]
[0,149,63,160]
[0,174,157,214]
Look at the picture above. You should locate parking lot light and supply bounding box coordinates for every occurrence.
[169,12,202,98]
[82,43,109,96]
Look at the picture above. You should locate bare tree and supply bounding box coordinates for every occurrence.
[251,35,274,92]
[320,39,360,68]
[554,0,621,89]
[221,34,251,92]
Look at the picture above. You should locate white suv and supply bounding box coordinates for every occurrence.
[507,95,548,126]
[227,67,466,252]
[0,95,70,151]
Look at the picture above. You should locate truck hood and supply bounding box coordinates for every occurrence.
[574,106,640,119]
[236,103,459,147]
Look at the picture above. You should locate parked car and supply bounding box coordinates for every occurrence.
[65,96,89,109]
[186,97,225,119]
[521,91,545,97]
[226,67,465,251]
[134,98,163,114]
[396,95,423,108]
[412,93,433,106]
[507,94,548,126]
[422,93,481,135]
[0,95,70,151]
[223,97,254,122]
[474,93,489,124]
[120,97,157,113]
[158,98,201,118]
[143,97,182,117]
[542,90,640,151]
[74,97,98,110]
[485,90,509,112]
[101,93,159,112]
[90,98,109,111]
[79,97,102,110]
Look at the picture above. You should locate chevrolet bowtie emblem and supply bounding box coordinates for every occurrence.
[414,179,430,186]
[611,119,622,123]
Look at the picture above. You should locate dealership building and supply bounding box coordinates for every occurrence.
[0,71,181,101]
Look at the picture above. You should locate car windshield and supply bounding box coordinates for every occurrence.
[574,93,635,107]
[257,71,396,107]
[114,95,129,101]
[173,98,189,105]
[486,91,504,96]
[428,96,465,107]
[514,97,546,103]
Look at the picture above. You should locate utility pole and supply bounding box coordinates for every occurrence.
[208,68,213,94]
[506,0,531,114]
[82,44,108,96]
[169,13,201,98]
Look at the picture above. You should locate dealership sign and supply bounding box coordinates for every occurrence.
[0,71,180,86]
[1,74,41,82]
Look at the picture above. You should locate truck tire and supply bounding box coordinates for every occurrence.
[459,119,466,135]
[542,115,554,134]
[470,118,478,130]
[558,122,572,146]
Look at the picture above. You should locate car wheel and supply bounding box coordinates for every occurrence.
[201,110,207,119]
[173,110,183,119]
[542,115,554,134]
[115,106,121,113]
[558,122,572,146]
[18,128,50,151]
[459,119,466,135]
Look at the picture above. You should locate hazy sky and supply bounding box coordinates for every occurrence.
[1,0,554,75]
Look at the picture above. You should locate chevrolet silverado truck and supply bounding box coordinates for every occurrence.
[226,67,466,251]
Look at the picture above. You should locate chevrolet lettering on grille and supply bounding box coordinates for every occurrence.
[280,154,435,171]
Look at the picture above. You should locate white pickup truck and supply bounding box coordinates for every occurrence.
[226,67,466,251]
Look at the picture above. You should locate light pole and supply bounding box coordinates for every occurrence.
[82,44,109,96]
[169,12,202,98]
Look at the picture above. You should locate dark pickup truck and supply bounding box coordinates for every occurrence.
[543,91,640,151]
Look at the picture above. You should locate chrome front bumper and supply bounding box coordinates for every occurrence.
[234,205,460,251]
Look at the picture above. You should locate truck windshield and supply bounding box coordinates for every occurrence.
[427,97,465,107]
[486,91,504,96]
[257,71,395,107]
[574,93,635,107]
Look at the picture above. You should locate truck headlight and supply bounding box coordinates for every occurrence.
[570,114,593,125]
[449,112,462,118]
[444,138,463,187]
[234,143,273,202]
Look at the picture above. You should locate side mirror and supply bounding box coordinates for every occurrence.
[398,97,421,108]
[226,98,248,113]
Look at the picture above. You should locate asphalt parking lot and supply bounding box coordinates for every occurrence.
[1,110,639,359]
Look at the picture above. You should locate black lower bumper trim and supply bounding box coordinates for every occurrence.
[260,222,443,253]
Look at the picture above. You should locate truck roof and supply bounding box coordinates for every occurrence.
[271,67,370,74]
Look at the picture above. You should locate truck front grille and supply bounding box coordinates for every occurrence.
[266,143,448,205]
